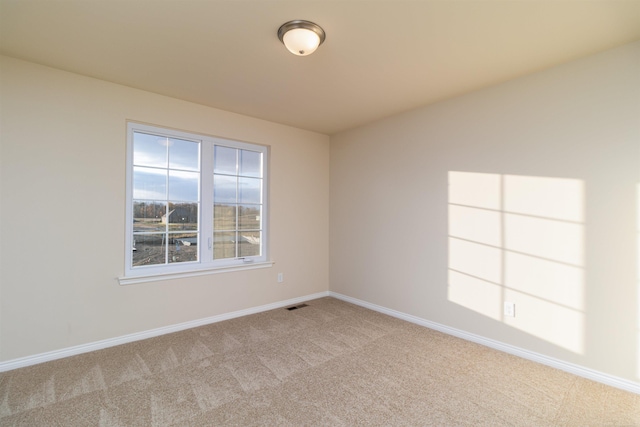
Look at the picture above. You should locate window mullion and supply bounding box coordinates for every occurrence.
[164,170,169,265]
[200,141,214,263]
[235,178,239,259]
[164,141,170,265]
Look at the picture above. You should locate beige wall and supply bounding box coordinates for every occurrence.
[0,56,330,361]
[2,40,639,385]
[330,41,640,382]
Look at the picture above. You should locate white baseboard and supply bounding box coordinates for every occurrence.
[5,290,639,395]
[329,291,640,395]
[0,291,330,372]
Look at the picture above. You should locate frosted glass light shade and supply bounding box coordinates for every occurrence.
[278,20,326,56]
[283,28,321,56]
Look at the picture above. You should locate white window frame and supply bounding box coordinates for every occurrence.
[120,122,271,285]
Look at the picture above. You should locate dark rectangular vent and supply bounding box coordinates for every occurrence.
[286,303,309,311]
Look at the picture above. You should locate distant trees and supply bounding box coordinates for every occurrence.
[133,201,165,220]
[133,201,198,222]
[133,202,258,228]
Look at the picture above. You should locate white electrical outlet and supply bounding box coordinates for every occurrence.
[277,273,284,283]
[504,301,515,317]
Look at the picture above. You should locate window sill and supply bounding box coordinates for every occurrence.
[118,261,274,285]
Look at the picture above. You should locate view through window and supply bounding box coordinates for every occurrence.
[125,123,268,279]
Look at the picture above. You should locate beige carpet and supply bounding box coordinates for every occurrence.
[1,297,639,426]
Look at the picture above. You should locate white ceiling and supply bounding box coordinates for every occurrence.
[2,0,639,135]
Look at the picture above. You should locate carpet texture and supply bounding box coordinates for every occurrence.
[1,297,639,426]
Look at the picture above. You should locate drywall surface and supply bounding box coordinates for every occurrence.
[330,41,640,382]
[0,56,329,361]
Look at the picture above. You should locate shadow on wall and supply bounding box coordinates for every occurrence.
[448,171,585,354]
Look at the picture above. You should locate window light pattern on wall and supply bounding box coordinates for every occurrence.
[448,171,585,354]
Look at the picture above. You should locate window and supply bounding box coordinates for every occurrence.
[123,122,269,283]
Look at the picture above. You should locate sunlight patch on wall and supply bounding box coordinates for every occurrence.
[448,270,502,320]
[448,238,501,284]
[448,204,501,247]
[448,171,585,354]
[504,214,584,267]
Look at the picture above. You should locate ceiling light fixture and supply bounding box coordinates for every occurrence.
[277,20,326,56]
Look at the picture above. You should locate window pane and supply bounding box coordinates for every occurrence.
[238,177,261,204]
[169,170,199,202]
[239,231,261,257]
[238,205,261,230]
[132,234,166,266]
[239,150,262,178]
[214,204,236,230]
[214,175,237,203]
[133,132,167,168]
[167,202,198,231]
[169,138,199,171]
[213,232,236,259]
[133,167,166,200]
[214,146,237,174]
[133,201,166,232]
[169,233,198,263]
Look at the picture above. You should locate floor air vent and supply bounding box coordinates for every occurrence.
[286,303,309,311]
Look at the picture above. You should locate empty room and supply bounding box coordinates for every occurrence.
[1,0,640,425]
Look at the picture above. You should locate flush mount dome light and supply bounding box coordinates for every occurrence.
[277,20,326,56]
